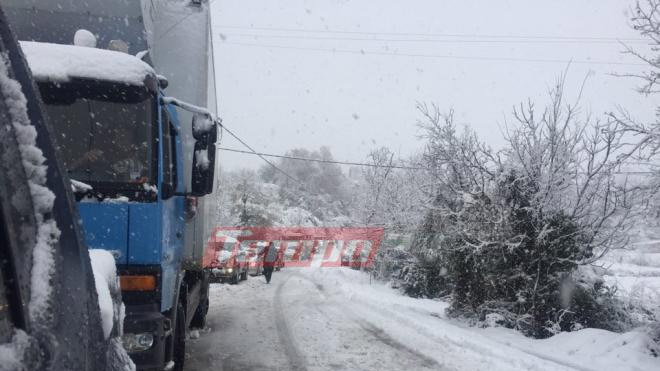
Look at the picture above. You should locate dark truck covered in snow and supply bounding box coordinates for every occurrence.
[4,1,219,370]
[0,6,130,370]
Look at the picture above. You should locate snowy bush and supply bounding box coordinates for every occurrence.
[550,264,654,340]
[482,313,508,328]
[368,235,451,298]
[644,322,660,350]
[409,79,640,338]
[397,262,452,299]
[370,242,412,281]
[560,279,627,332]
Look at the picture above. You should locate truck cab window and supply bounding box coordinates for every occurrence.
[40,83,156,187]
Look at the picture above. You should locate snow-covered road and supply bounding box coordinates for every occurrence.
[184,268,658,371]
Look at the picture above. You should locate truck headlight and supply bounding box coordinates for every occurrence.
[122,332,154,353]
[227,268,233,273]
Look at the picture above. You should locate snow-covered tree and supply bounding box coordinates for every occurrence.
[410,78,639,337]
[609,0,660,215]
[215,147,357,228]
[353,147,425,233]
[215,169,279,227]
[258,146,354,224]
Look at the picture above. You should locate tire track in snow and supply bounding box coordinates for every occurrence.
[274,275,308,371]
[317,274,590,371]
[351,298,595,371]
[289,271,447,370]
[358,321,444,369]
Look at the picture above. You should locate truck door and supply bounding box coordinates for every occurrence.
[159,104,185,312]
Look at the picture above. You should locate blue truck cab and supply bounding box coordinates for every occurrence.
[21,40,215,371]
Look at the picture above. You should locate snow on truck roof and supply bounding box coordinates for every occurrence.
[20,41,155,86]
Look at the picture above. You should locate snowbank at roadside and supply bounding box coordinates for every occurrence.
[483,326,658,371]
[89,249,122,339]
[599,224,660,326]
[89,250,134,371]
[300,267,659,371]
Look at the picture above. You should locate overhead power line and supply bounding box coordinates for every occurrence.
[220,41,645,66]
[218,146,427,170]
[218,124,303,183]
[222,32,649,45]
[217,25,647,42]
[218,146,657,175]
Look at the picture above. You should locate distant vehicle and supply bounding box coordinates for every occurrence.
[208,239,249,284]
[0,7,126,370]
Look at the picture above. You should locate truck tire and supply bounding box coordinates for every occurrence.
[241,270,248,281]
[231,271,239,284]
[190,296,209,329]
[173,302,186,371]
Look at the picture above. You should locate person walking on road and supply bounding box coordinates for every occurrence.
[261,241,279,284]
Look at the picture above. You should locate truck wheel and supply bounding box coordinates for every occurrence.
[173,302,186,371]
[231,272,239,284]
[241,270,248,281]
[190,296,209,329]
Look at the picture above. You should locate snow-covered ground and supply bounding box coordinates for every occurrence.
[185,266,658,371]
[603,225,660,321]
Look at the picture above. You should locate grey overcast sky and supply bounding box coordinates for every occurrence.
[210,0,656,170]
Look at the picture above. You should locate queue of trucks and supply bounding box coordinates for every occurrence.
[1,1,220,370]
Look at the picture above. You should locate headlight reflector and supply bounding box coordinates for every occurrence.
[122,332,154,353]
[120,275,156,291]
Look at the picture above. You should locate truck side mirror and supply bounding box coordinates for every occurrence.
[157,75,169,90]
[192,114,217,142]
[190,125,217,196]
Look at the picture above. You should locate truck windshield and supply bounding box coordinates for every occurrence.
[39,82,156,187]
